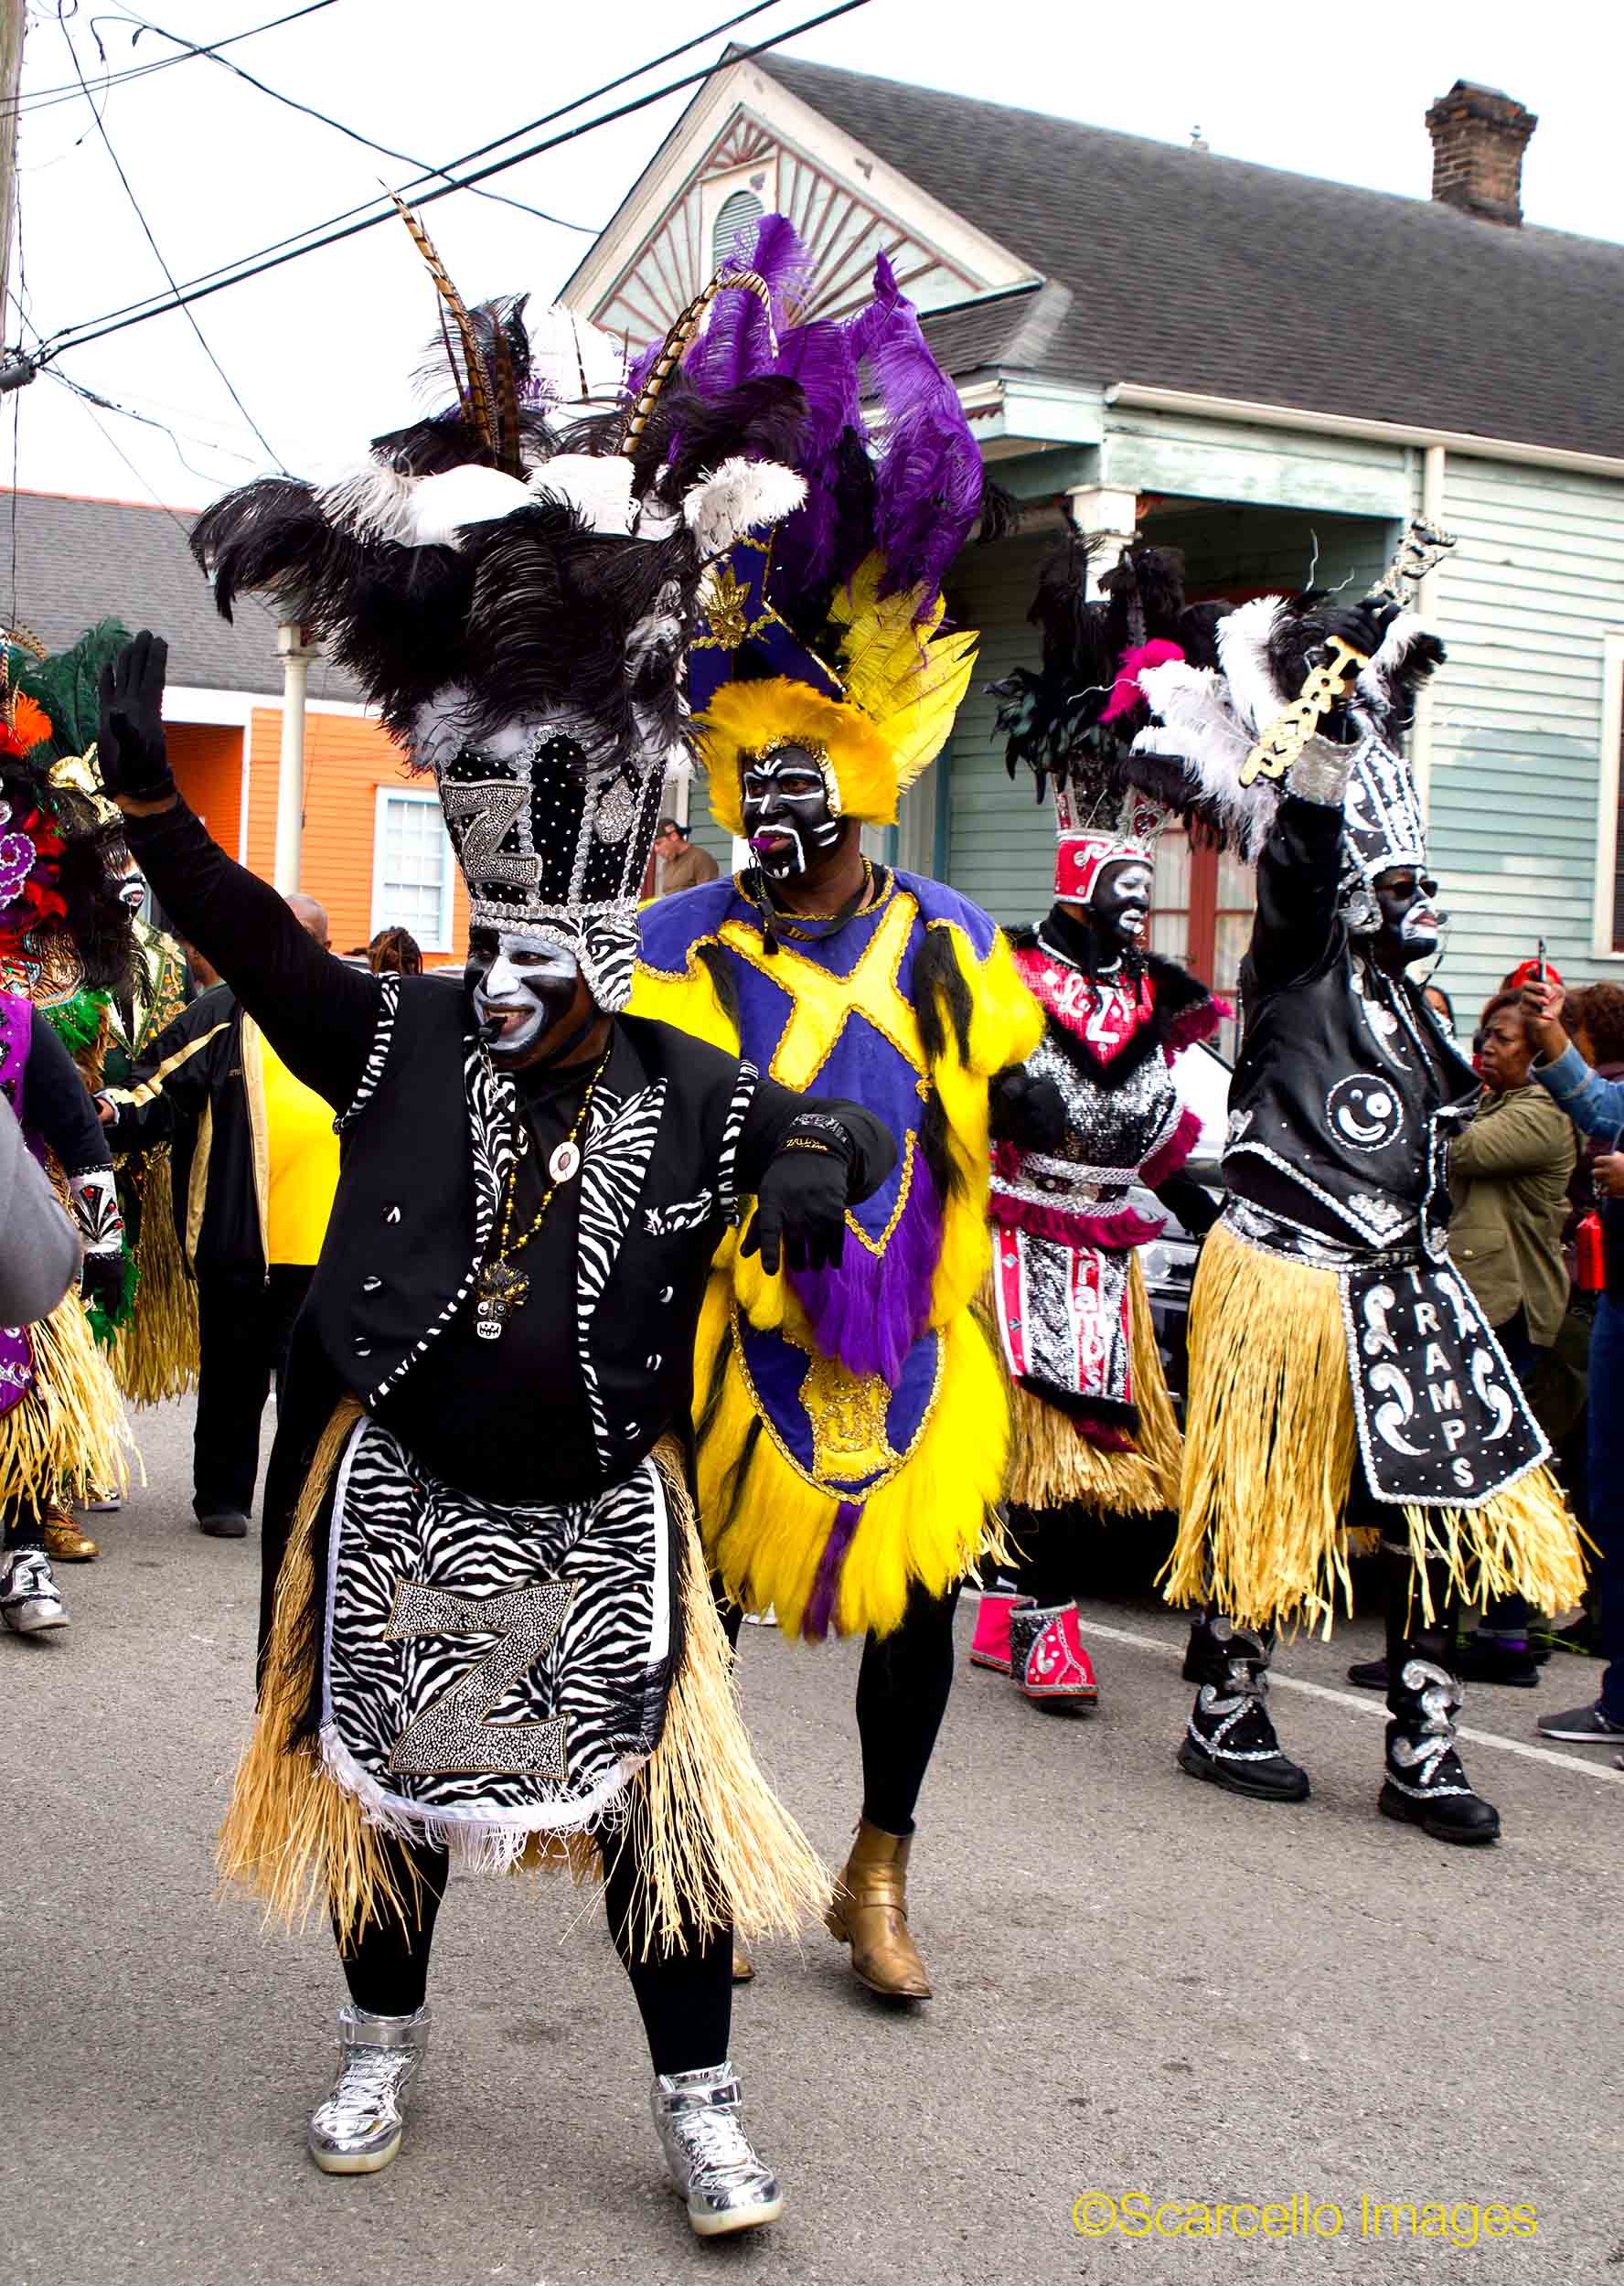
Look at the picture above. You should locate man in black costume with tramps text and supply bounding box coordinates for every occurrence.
[98,248,894,2241]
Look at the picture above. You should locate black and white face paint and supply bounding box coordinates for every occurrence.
[1373,867,1446,967]
[465,929,582,1063]
[741,742,842,882]
[114,861,146,915]
[1090,858,1155,957]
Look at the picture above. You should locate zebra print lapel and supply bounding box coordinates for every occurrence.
[369,1034,518,1403]
[577,1075,668,1469]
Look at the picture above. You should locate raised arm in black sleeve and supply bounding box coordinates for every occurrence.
[1246,779,1350,997]
[121,800,379,1112]
[102,982,235,1149]
[27,1007,113,1178]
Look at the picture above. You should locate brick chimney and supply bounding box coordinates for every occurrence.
[1426,81,1537,226]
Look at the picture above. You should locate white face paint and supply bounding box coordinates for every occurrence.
[115,864,146,914]
[741,745,843,882]
[467,930,582,1061]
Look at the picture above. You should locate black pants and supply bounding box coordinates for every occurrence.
[3,1490,46,1553]
[337,1823,732,2079]
[194,1266,311,1519]
[1005,1504,1079,1607]
[725,1577,961,1838]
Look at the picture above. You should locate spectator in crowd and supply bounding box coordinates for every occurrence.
[1424,982,1456,1035]
[368,924,423,977]
[652,817,719,894]
[99,891,341,1538]
[1447,989,1576,1684]
[0,1089,80,1328]
[1522,974,1624,1750]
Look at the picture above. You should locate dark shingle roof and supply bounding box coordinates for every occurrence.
[7,491,362,700]
[764,55,1624,458]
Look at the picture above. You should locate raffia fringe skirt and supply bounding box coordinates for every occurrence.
[112,1150,199,1407]
[217,1405,829,1955]
[1162,1223,1587,1636]
[0,1290,133,1511]
[998,1254,1181,1515]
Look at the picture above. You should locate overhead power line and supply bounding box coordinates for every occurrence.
[52,2,286,465]
[93,7,601,233]
[4,0,340,116]
[33,0,868,364]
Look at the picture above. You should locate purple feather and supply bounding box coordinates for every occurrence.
[802,1500,863,1641]
[849,252,983,611]
[682,214,812,397]
[787,1148,942,1383]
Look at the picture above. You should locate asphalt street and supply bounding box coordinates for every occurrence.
[2,1393,1618,2286]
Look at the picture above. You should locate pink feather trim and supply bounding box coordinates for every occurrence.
[1099,638,1186,724]
[1140,1102,1203,1190]
[989,1180,1166,1251]
[1164,994,1230,1056]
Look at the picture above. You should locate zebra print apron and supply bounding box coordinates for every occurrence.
[319,1414,674,1865]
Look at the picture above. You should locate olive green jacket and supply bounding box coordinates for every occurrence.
[1448,1081,1576,1346]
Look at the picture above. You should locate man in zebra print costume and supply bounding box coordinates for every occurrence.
[91,252,896,2242]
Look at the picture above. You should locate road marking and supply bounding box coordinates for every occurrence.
[1073,1615,1624,1788]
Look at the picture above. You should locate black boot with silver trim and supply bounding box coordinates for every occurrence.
[1379,1653,1499,1845]
[651,2062,783,2238]
[1177,1621,1310,1802]
[307,2003,431,2174]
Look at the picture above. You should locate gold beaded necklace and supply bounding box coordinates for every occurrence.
[472,1045,609,1341]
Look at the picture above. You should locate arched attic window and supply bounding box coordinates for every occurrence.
[712,187,764,272]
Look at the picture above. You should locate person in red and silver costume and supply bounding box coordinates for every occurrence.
[972,537,1225,1710]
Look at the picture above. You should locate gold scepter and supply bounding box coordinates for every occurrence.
[1237,518,1458,786]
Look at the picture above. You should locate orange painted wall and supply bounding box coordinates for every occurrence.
[167,722,243,858]
[243,708,469,965]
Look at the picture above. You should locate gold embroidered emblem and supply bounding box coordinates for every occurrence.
[699,561,753,651]
[798,1351,900,1482]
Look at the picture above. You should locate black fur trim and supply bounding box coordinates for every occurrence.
[696,940,740,1033]
[914,925,973,1068]
[1017,1372,1140,1431]
[917,1079,959,1203]
[1019,916,1214,1089]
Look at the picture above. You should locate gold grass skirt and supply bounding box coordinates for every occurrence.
[999,1254,1181,1515]
[217,1405,829,1955]
[1163,1222,1587,1636]
[112,1151,199,1407]
[0,1289,133,1512]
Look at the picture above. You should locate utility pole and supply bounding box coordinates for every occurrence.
[0,0,26,332]
[274,621,318,892]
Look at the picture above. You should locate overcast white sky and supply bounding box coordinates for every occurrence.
[6,0,1622,520]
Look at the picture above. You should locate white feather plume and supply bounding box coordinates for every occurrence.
[316,460,420,546]
[408,465,533,547]
[1214,595,1289,740]
[1133,659,1281,860]
[523,305,627,416]
[529,454,636,536]
[681,458,807,561]
[1354,608,1437,731]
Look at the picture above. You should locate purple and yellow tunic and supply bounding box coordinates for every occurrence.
[635,868,1042,1641]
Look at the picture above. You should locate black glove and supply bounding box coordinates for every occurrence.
[741,1134,851,1276]
[1320,601,1398,661]
[989,1066,1068,1152]
[79,1250,126,1321]
[98,630,175,807]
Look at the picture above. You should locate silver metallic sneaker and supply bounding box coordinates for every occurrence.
[651,2062,783,2238]
[307,2003,430,2174]
[0,1548,69,1635]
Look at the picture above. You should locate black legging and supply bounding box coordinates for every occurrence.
[1004,1504,1077,1608]
[724,1577,961,1839]
[336,1821,732,2078]
[4,1491,47,1552]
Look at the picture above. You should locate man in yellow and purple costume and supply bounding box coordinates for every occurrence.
[635,219,1042,2002]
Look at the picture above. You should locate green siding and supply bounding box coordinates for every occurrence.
[942,531,1056,924]
[1426,456,1624,1019]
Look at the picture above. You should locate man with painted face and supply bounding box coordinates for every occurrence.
[974,546,1227,1714]
[638,230,1044,2006]
[83,237,906,2241]
[1125,581,1585,1844]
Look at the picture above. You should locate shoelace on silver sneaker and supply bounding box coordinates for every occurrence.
[315,2046,414,2138]
[668,2104,764,2194]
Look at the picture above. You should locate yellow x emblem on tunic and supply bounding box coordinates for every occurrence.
[719,892,924,1090]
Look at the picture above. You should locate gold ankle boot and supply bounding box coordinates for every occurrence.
[732,1940,755,1984]
[825,1819,932,2000]
[43,1511,99,1562]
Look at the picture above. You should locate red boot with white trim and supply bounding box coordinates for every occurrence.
[1008,1602,1099,1710]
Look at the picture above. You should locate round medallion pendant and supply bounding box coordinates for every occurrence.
[549,1138,582,1184]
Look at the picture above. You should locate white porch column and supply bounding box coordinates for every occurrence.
[273,622,318,893]
[1063,483,1140,596]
